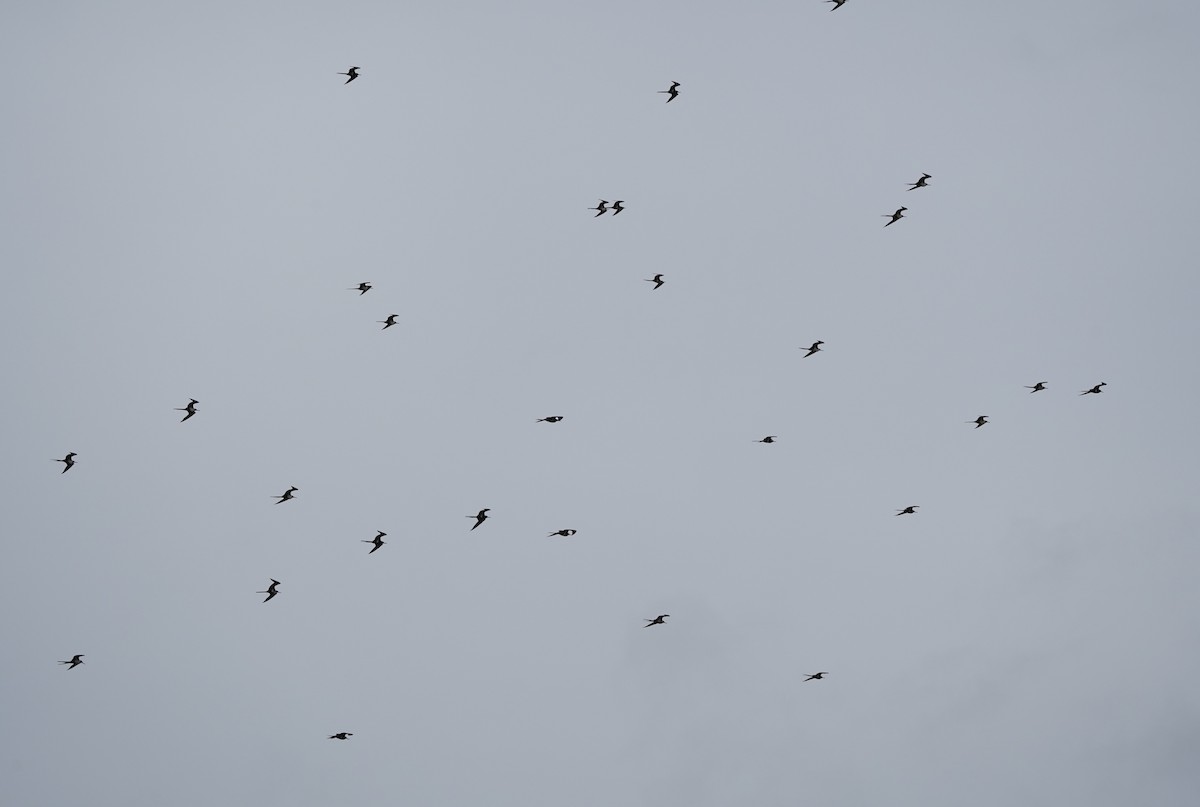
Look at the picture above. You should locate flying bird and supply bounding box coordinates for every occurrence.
[176,398,199,422]
[658,81,680,102]
[55,453,77,473]
[1080,382,1107,395]
[349,282,372,295]
[59,654,84,669]
[883,207,907,226]
[826,0,847,9]
[1026,382,1047,393]
[802,340,824,358]
[611,200,625,215]
[758,436,777,443]
[537,416,564,423]
[589,199,609,216]
[896,506,919,516]
[378,314,398,330]
[468,509,490,531]
[363,531,386,554]
[273,486,298,504]
[804,672,829,681]
[257,579,281,603]
[645,274,665,289]
[338,66,360,84]
[328,732,354,740]
[548,529,577,537]
[968,415,989,428]
[644,614,670,627]
[907,173,932,190]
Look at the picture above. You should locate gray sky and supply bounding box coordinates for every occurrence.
[3,1,1199,805]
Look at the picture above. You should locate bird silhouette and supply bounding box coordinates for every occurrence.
[804,672,829,681]
[658,81,680,102]
[176,398,199,422]
[645,274,665,289]
[273,486,298,504]
[59,654,84,669]
[338,66,360,84]
[1025,382,1047,393]
[968,416,989,428]
[363,531,386,554]
[611,200,626,215]
[378,314,398,330]
[1080,382,1107,395]
[257,579,281,603]
[537,416,564,423]
[758,436,777,443]
[826,0,847,9]
[883,207,907,226]
[644,614,670,627]
[349,282,372,295]
[548,529,577,537]
[589,199,608,216]
[469,509,490,531]
[896,506,919,516]
[802,340,824,358]
[907,173,931,190]
[328,732,353,740]
[55,453,77,473]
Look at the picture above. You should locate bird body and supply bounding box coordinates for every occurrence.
[758,436,777,443]
[644,614,670,627]
[907,173,931,190]
[884,207,907,226]
[363,531,386,554]
[469,509,490,531]
[59,654,84,669]
[329,732,353,740]
[378,314,398,330]
[589,200,608,216]
[548,529,577,537]
[1080,382,1107,395]
[896,506,919,515]
[803,340,824,358]
[274,486,298,504]
[804,671,829,681]
[349,282,372,295]
[645,274,664,289]
[658,81,680,102]
[176,398,199,422]
[537,416,564,423]
[969,416,989,428]
[55,453,77,473]
[611,200,625,215]
[338,66,360,84]
[1026,382,1047,393]
[257,579,281,603]
[826,0,846,9]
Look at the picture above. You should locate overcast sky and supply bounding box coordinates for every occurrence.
[3,1,1200,805]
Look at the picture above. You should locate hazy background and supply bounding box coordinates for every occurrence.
[3,2,1199,805]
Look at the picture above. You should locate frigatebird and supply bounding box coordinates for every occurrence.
[55,453,77,473]
[176,399,199,422]
[883,207,907,226]
[339,66,360,84]
[469,509,490,531]
[257,579,281,603]
[644,615,670,627]
[802,340,823,358]
[645,274,664,289]
[907,173,931,190]
[274,486,298,504]
[363,531,386,554]
[658,81,680,102]
[59,654,84,669]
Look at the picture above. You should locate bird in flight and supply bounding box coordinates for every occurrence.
[338,66,360,84]
[883,207,907,226]
[804,672,829,681]
[537,416,564,423]
[59,654,84,669]
[1025,382,1047,393]
[658,81,680,102]
[802,340,824,358]
[758,436,777,444]
[907,173,932,190]
[468,509,490,531]
[257,579,281,603]
[644,614,670,627]
[645,274,665,289]
[176,398,199,422]
[611,200,626,215]
[548,529,577,537]
[55,452,77,473]
[826,0,847,9]
[349,282,372,295]
[378,314,398,330]
[896,506,919,516]
[1080,382,1107,395]
[274,486,299,504]
[968,415,989,428]
[363,531,386,554]
[328,732,353,740]
[589,199,608,216]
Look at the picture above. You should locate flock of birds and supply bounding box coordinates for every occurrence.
[48,47,1114,743]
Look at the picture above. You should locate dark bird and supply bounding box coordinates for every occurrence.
[802,340,824,358]
[826,0,847,9]
[349,282,372,295]
[611,200,626,215]
[59,654,84,669]
[645,274,665,289]
[176,398,199,422]
[273,486,298,504]
[363,531,386,554]
[55,452,77,473]
[644,614,670,627]
[1080,382,1107,395]
[907,173,932,190]
[968,415,989,428]
[338,66,360,84]
[589,199,609,216]
[1025,382,1047,393]
[257,579,281,603]
[328,732,354,740]
[896,506,919,516]
[658,81,680,102]
[883,207,907,226]
[537,416,564,423]
[804,672,829,681]
[468,509,490,531]
[378,314,398,330]
[758,436,777,443]
[548,529,577,537]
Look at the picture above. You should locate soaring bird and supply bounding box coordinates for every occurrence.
[349,282,372,295]
[611,200,626,215]
[644,614,670,627]
[257,579,281,603]
[589,199,609,216]
[274,486,299,504]
[968,415,989,428]
[176,398,199,422]
[338,66,360,84]
[548,529,577,537]
[907,173,932,190]
[1080,382,1107,395]
[378,314,398,330]
[826,0,847,9]
[55,453,77,473]
[883,207,907,226]
[59,654,84,669]
[468,509,490,531]
[1025,382,1047,393]
[804,672,829,681]
[537,416,564,423]
[328,732,353,740]
[658,81,680,102]
[758,436,777,443]
[802,340,824,358]
[645,274,665,289]
[363,531,386,554]
[895,506,919,516]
